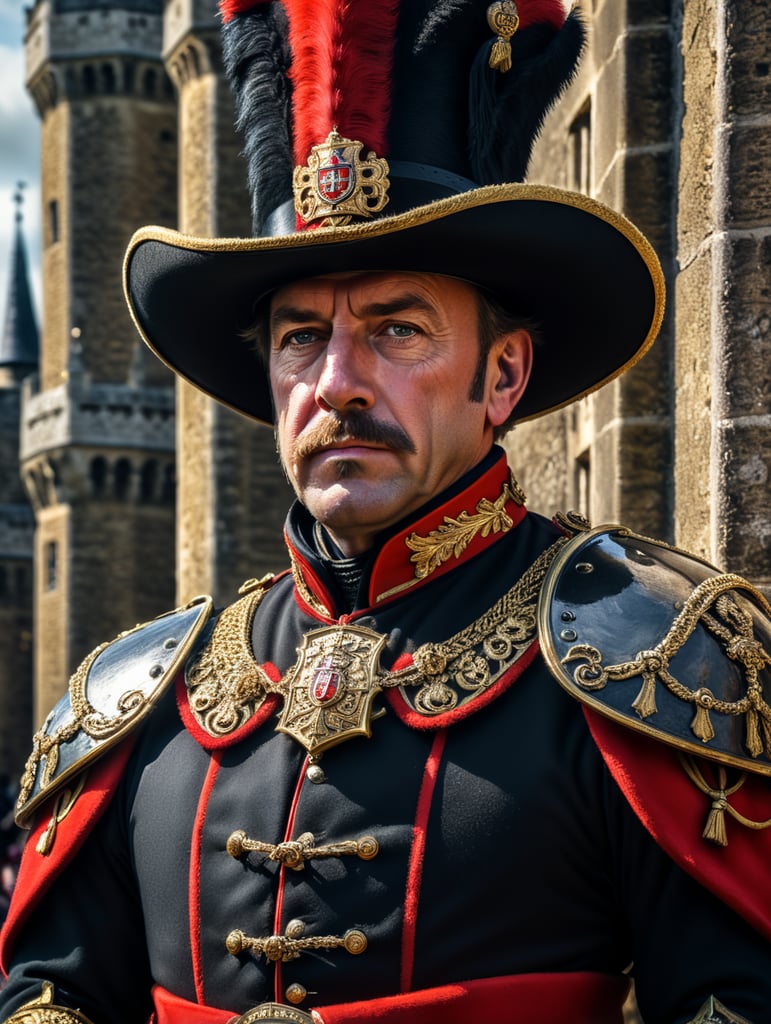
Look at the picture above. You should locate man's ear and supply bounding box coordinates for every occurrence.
[485,329,533,429]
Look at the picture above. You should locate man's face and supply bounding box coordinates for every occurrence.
[269,271,529,555]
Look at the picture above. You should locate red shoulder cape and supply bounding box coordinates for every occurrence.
[585,707,771,940]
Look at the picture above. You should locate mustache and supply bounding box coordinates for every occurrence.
[292,412,417,459]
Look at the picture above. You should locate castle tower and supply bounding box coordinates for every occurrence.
[512,1,676,545]
[163,0,293,608]
[22,0,179,722]
[515,0,770,597]
[0,189,38,778]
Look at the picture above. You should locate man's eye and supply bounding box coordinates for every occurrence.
[384,323,417,338]
[285,329,319,346]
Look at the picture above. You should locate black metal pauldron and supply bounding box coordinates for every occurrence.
[14,596,213,829]
[539,524,771,778]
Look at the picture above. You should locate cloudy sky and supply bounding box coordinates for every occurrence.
[0,0,41,334]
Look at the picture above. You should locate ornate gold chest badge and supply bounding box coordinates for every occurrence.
[277,626,388,757]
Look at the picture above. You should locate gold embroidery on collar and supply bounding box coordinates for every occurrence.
[186,584,281,736]
[404,471,526,581]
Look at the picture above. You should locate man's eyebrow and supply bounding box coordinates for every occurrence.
[269,305,324,331]
[357,293,438,318]
[269,293,438,332]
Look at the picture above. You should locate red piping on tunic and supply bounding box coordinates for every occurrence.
[273,755,310,1000]
[401,730,447,992]
[190,752,223,1004]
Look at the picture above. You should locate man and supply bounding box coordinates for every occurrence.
[1,2,770,1023]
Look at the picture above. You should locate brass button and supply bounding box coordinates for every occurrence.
[343,929,367,955]
[285,918,305,939]
[285,983,308,1005]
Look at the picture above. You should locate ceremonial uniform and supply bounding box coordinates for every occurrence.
[2,450,771,1023]
[3,1,770,1021]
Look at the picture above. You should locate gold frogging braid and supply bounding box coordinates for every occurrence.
[679,754,771,848]
[4,983,94,1024]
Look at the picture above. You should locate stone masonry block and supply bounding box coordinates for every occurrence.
[725,0,771,118]
[716,232,771,417]
[673,252,713,560]
[718,420,771,585]
[616,420,673,539]
[678,0,717,263]
[722,123,771,229]
[624,28,676,150]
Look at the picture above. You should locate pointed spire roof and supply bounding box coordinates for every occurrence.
[0,184,39,374]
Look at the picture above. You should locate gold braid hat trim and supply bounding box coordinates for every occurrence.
[186,537,567,740]
[5,983,94,1024]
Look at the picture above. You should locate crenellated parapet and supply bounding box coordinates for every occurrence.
[163,0,221,84]
[20,367,175,511]
[25,0,171,115]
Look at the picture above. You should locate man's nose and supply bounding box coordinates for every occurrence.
[315,333,376,412]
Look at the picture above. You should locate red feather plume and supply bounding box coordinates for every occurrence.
[219,0,270,25]
[517,0,568,31]
[285,0,401,163]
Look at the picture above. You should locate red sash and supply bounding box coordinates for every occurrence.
[153,972,630,1024]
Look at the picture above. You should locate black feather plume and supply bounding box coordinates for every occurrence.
[222,2,294,234]
[468,9,586,184]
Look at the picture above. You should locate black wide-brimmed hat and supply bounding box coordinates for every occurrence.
[124,0,664,426]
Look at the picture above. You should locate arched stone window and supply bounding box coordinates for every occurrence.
[102,63,116,94]
[91,456,108,497]
[140,459,158,502]
[115,458,132,500]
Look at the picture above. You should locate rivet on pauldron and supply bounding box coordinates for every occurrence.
[149,663,164,678]
[575,562,594,574]
[162,637,178,650]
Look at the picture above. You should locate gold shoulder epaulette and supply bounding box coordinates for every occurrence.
[15,596,213,828]
[538,523,771,777]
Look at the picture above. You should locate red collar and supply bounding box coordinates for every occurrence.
[289,452,527,617]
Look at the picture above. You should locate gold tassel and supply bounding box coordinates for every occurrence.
[702,794,729,847]
[745,707,763,758]
[631,672,658,719]
[489,37,513,73]
[691,702,716,743]
[486,1,520,74]
[762,715,771,757]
